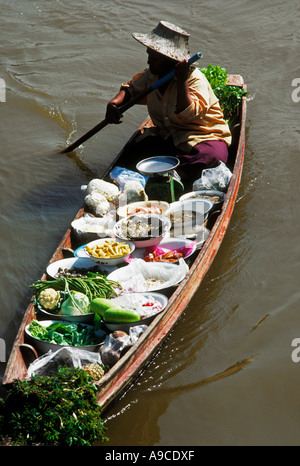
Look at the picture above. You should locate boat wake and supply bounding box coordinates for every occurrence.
[156,355,257,395]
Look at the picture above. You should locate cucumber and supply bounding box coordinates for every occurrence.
[103,307,140,323]
[90,298,121,317]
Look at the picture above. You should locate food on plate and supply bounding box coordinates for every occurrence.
[54,266,103,279]
[143,250,183,263]
[116,214,168,240]
[86,240,132,259]
[144,278,165,290]
[126,205,162,216]
[169,209,196,224]
[197,194,221,202]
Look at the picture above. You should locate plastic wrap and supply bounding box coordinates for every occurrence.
[26,347,102,378]
[100,326,147,368]
[193,162,232,192]
[109,166,148,190]
[107,258,189,293]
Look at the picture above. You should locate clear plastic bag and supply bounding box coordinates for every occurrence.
[26,347,102,378]
[100,326,147,368]
[193,162,232,192]
[109,166,148,190]
[107,258,189,293]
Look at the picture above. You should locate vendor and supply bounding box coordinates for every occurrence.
[105,20,231,184]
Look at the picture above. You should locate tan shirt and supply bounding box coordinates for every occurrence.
[121,66,231,153]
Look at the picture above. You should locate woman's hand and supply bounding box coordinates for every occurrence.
[105,102,123,124]
[105,89,129,124]
[175,59,190,83]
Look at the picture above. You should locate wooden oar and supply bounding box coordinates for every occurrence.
[58,52,203,154]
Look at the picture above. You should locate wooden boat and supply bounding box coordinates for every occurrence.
[3,75,247,413]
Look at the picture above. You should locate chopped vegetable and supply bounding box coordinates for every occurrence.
[86,240,131,259]
[38,288,61,310]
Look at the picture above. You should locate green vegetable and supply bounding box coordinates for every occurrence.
[201,64,248,126]
[103,307,140,323]
[90,297,120,317]
[31,275,119,301]
[0,366,108,446]
[61,290,90,316]
[28,320,105,347]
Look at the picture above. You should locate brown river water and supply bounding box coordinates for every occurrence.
[0,0,300,447]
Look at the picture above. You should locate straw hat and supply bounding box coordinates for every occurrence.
[132,21,191,62]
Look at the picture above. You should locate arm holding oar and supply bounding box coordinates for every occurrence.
[58,51,202,154]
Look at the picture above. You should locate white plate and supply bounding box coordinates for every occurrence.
[136,156,179,175]
[46,257,116,279]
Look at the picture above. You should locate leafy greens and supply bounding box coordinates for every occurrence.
[201,64,248,126]
[28,320,104,347]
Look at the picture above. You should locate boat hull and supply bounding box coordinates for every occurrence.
[3,75,247,414]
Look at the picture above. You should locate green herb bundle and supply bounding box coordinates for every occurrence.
[201,64,248,126]
[0,366,108,446]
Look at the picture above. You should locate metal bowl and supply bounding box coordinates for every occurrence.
[36,307,95,324]
[179,190,225,209]
[113,213,171,248]
[165,198,214,237]
[25,320,106,354]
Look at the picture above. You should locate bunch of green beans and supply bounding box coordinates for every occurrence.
[30,274,120,300]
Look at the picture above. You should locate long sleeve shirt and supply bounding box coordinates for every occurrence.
[121,66,232,153]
